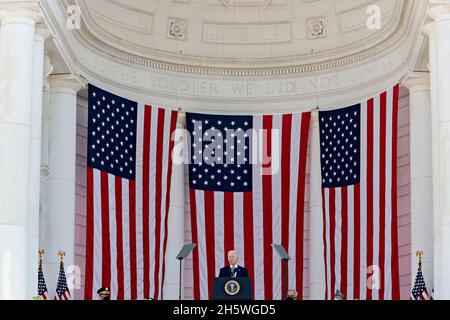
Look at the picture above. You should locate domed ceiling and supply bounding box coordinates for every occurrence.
[40,0,427,110]
[74,0,404,68]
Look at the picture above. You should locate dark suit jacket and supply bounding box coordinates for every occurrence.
[219,265,249,278]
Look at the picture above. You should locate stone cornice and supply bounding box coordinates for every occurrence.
[38,0,429,112]
[428,4,450,22]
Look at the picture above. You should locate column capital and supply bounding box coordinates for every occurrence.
[428,4,450,22]
[49,74,86,95]
[43,55,54,90]
[423,22,436,39]
[35,24,52,43]
[403,72,430,93]
[0,1,42,25]
[40,166,49,178]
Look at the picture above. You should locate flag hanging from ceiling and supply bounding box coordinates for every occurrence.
[319,84,400,300]
[84,84,178,300]
[187,111,311,300]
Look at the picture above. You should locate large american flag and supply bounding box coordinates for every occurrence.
[54,262,71,300]
[187,112,311,300]
[37,261,48,300]
[319,84,400,300]
[84,84,178,300]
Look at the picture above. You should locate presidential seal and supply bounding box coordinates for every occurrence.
[224,279,240,296]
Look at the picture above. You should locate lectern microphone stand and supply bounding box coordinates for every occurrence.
[176,243,196,300]
[272,244,291,300]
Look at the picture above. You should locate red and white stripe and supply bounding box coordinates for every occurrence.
[410,289,431,300]
[190,112,311,300]
[322,85,400,300]
[421,291,430,300]
[84,104,178,300]
[54,291,71,300]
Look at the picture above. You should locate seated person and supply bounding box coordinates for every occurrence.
[334,290,345,300]
[219,250,248,278]
[286,289,298,300]
[97,287,110,300]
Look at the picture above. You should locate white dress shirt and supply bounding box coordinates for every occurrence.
[230,264,238,277]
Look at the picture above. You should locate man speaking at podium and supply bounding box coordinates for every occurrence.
[219,250,248,278]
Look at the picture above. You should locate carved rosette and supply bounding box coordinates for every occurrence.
[308,18,326,39]
[168,18,187,40]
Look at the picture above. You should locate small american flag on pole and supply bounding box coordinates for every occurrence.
[411,251,432,300]
[37,250,48,300]
[54,252,71,300]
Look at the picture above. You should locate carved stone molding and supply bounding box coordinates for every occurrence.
[428,4,450,22]
[222,0,272,8]
[403,71,430,92]
[0,0,42,23]
[203,22,291,44]
[168,18,187,40]
[307,18,326,39]
[38,0,428,112]
[41,0,424,74]
[54,0,406,71]
[40,166,50,177]
[43,55,54,90]
[49,74,86,95]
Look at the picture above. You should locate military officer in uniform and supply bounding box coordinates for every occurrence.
[97,287,111,300]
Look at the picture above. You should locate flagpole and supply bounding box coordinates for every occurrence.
[35,249,47,300]
[416,250,423,270]
[58,250,66,267]
[39,249,44,267]
[55,250,71,300]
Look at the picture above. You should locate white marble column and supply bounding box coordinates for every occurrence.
[403,73,433,292]
[27,25,51,299]
[423,21,440,299]
[163,113,186,300]
[0,4,41,300]
[41,74,84,294]
[308,112,325,299]
[39,56,53,252]
[428,4,450,299]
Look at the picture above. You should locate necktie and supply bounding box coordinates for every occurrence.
[231,267,236,278]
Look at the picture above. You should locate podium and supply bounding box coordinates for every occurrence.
[212,277,253,300]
